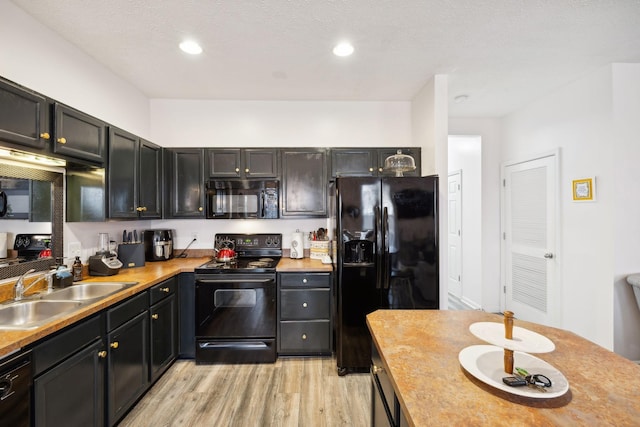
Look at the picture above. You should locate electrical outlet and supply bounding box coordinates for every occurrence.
[68,242,81,257]
[191,232,198,241]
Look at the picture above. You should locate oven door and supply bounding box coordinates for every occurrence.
[195,273,276,363]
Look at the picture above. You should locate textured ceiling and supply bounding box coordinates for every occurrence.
[10,0,640,117]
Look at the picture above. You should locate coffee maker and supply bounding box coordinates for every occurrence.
[143,229,174,261]
[89,233,122,276]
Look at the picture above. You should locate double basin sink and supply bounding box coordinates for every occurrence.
[0,281,138,330]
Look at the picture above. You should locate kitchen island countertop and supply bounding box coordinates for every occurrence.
[367,310,640,426]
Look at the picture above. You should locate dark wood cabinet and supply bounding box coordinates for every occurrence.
[165,148,205,218]
[331,147,421,177]
[138,139,162,218]
[278,272,332,355]
[106,293,149,426]
[149,278,178,382]
[206,148,278,179]
[33,315,105,427]
[107,126,137,218]
[281,149,328,217]
[53,102,106,165]
[371,344,408,427]
[0,77,50,151]
[107,127,162,219]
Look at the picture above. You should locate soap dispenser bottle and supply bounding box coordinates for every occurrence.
[73,256,83,282]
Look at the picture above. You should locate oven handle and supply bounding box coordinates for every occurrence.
[198,341,269,349]
[196,279,274,284]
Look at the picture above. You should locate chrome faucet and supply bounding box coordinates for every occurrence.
[14,269,54,301]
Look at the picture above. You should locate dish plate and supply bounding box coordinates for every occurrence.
[459,345,569,399]
[469,322,555,353]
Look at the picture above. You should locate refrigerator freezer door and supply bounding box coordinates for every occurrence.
[381,176,439,309]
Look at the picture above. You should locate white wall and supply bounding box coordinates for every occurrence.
[611,63,640,360]
[0,1,150,138]
[502,66,617,349]
[411,75,449,309]
[448,118,502,313]
[448,136,482,309]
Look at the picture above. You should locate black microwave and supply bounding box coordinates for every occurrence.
[205,180,279,219]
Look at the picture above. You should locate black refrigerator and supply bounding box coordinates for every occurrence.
[334,175,439,375]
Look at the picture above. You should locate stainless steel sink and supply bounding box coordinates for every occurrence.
[40,282,137,302]
[0,300,84,330]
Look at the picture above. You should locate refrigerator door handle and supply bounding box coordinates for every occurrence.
[375,205,383,289]
[383,206,391,289]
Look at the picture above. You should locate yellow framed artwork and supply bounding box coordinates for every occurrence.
[572,177,595,202]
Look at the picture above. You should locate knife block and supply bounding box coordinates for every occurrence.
[118,243,145,269]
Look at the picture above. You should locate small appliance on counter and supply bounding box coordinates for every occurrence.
[290,230,304,259]
[89,233,122,276]
[143,229,174,262]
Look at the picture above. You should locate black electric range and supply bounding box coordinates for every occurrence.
[194,233,282,364]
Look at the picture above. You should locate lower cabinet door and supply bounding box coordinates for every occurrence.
[279,320,330,354]
[371,372,394,427]
[108,311,149,426]
[34,339,105,427]
[150,294,177,382]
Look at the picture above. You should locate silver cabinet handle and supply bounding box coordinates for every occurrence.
[544,253,554,259]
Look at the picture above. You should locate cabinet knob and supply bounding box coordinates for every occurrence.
[302,278,308,284]
[372,365,384,374]
[57,137,67,144]
[98,350,107,358]
[369,167,374,172]
[301,334,307,340]
[160,287,170,293]
[110,342,119,349]
[40,132,50,140]
[302,302,308,308]
[235,168,240,173]
[378,167,383,172]
[198,207,203,212]
[136,206,147,212]
[152,313,159,320]
[245,168,249,173]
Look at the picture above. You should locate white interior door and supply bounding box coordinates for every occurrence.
[448,171,462,299]
[502,153,558,326]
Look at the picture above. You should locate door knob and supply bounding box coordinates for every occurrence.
[544,253,554,259]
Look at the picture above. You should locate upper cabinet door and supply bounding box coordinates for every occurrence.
[166,148,205,218]
[281,149,328,217]
[53,103,106,165]
[331,148,377,177]
[206,149,241,178]
[138,140,162,219]
[108,127,138,218]
[0,78,50,151]
[244,149,278,178]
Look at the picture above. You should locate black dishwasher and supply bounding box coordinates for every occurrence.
[0,351,32,427]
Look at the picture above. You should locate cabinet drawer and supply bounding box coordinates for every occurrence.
[107,292,148,331]
[280,320,330,353]
[280,273,331,288]
[281,288,330,320]
[33,314,103,376]
[149,277,177,305]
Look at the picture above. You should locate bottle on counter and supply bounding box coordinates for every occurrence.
[72,256,83,282]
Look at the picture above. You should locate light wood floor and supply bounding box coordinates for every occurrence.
[119,357,371,427]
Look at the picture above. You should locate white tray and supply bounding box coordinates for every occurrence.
[459,345,569,399]
[469,322,555,353]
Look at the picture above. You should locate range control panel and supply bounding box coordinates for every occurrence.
[14,234,52,251]
[215,234,282,250]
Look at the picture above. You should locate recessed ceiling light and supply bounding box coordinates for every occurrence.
[179,40,203,55]
[333,42,354,57]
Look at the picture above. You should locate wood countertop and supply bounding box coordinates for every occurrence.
[367,310,640,426]
[0,257,208,359]
[276,257,333,272]
[0,256,331,359]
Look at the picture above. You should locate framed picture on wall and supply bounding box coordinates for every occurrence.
[572,177,596,202]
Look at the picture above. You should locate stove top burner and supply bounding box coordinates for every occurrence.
[196,256,280,273]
